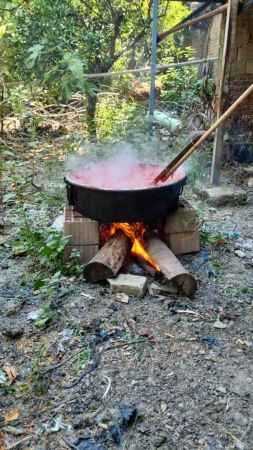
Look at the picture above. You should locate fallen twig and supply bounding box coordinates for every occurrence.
[6,436,32,450]
[61,437,79,449]
[102,375,112,399]
[175,309,206,319]
[43,348,86,375]
[63,352,101,390]
[0,137,17,153]
[104,338,149,352]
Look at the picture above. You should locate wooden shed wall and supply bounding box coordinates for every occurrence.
[226,6,253,162]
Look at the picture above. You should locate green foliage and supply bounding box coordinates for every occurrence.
[12,218,83,283]
[0,0,190,104]
[96,96,145,141]
[34,303,57,330]
[201,229,229,247]
[29,349,50,396]
[73,348,91,373]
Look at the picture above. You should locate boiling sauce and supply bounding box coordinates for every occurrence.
[68,163,185,190]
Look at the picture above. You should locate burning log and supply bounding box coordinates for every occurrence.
[83,231,130,282]
[147,237,197,297]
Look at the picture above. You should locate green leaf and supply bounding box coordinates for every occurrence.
[26,43,44,69]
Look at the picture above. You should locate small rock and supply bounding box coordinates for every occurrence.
[0,236,8,246]
[51,214,64,232]
[119,405,138,429]
[194,184,247,206]
[231,411,248,427]
[108,425,122,445]
[235,238,253,251]
[213,319,228,329]
[115,293,129,304]
[242,165,253,177]
[160,401,167,413]
[27,309,41,321]
[5,300,24,316]
[247,177,253,188]
[235,440,245,450]
[231,370,253,396]
[1,320,24,338]
[235,250,246,258]
[73,437,106,450]
[148,282,178,296]
[216,385,227,394]
[152,432,168,448]
[73,415,84,429]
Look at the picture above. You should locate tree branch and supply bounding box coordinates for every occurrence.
[114,26,150,62]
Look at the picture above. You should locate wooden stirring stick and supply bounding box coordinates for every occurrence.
[153,84,253,184]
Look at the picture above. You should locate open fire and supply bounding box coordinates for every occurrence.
[100,222,160,271]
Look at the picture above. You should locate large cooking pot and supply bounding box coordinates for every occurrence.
[65,168,187,223]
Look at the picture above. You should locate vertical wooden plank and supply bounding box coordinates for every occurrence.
[210,0,232,185]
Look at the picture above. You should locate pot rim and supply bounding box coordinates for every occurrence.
[64,174,187,195]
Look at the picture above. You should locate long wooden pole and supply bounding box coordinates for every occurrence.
[157,4,227,43]
[149,0,159,134]
[210,0,232,185]
[154,84,253,183]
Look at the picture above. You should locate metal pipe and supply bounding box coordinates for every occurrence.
[148,0,159,134]
[84,57,218,79]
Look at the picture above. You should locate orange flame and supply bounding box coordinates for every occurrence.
[102,222,160,272]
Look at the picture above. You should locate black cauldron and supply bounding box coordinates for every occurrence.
[65,170,187,223]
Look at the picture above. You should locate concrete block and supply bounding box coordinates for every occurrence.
[237,46,249,61]
[108,274,148,297]
[164,228,200,255]
[194,184,247,206]
[64,207,99,263]
[242,165,253,177]
[247,177,253,188]
[246,61,253,74]
[164,199,199,234]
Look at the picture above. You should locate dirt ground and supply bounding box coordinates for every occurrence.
[0,135,253,450]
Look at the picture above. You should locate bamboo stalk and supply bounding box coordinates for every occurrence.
[158,4,228,43]
[154,84,253,183]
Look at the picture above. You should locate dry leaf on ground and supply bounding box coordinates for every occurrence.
[3,366,17,384]
[0,432,6,450]
[4,409,20,424]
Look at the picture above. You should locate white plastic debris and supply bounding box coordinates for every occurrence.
[153,111,181,132]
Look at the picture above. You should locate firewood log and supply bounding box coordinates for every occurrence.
[147,237,197,297]
[83,231,130,282]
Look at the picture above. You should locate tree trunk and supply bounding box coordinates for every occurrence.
[87,93,98,139]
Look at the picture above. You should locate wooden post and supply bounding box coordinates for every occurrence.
[153,84,253,183]
[210,0,233,185]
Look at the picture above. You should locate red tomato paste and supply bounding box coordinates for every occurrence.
[67,163,185,190]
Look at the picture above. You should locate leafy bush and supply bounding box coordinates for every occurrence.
[13,221,82,277]
[96,95,145,141]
